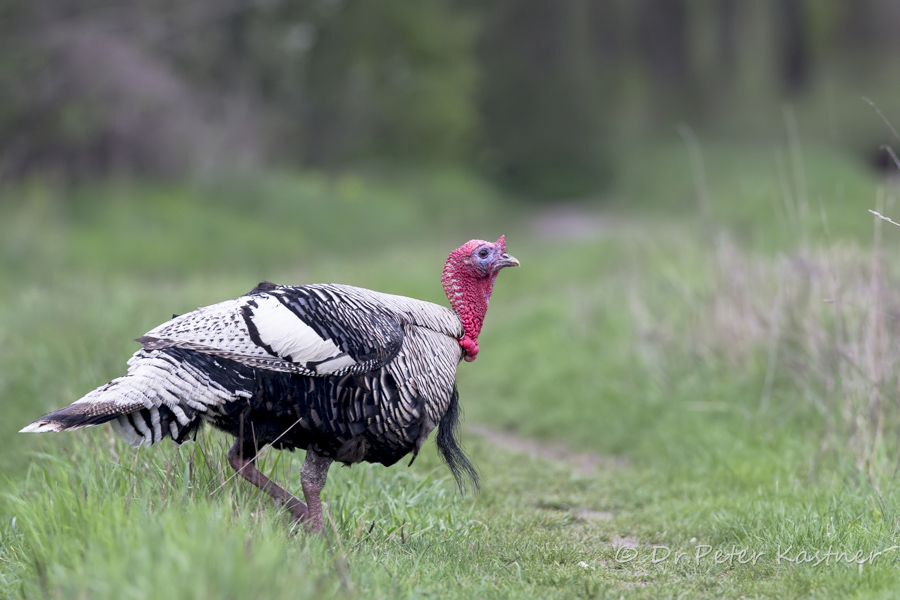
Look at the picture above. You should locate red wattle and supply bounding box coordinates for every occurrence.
[459,336,479,361]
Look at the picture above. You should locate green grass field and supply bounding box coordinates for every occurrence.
[3,143,900,598]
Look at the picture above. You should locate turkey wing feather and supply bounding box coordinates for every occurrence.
[136,283,462,378]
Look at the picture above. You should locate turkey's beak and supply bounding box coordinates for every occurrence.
[493,253,520,272]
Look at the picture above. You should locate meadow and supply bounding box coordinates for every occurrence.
[3,140,900,598]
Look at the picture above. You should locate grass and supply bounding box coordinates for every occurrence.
[3,152,900,598]
[611,137,884,250]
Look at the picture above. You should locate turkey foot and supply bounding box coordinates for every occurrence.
[227,439,308,523]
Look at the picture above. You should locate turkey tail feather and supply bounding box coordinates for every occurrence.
[20,384,203,448]
[19,349,218,447]
[436,385,480,492]
[19,400,139,433]
[19,377,146,433]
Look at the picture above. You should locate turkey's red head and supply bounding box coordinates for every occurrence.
[442,236,519,361]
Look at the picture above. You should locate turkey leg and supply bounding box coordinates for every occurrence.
[300,448,333,532]
[227,439,308,522]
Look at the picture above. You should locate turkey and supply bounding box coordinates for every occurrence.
[21,237,518,532]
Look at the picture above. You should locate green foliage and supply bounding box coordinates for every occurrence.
[0,0,483,178]
[301,0,481,164]
[611,138,883,248]
[9,0,900,198]
[0,169,504,280]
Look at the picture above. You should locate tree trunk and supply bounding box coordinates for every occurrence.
[779,0,809,92]
[717,0,738,80]
[635,0,692,122]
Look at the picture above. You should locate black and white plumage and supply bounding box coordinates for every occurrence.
[21,238,518,532]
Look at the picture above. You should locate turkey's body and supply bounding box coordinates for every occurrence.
[22,238,518,532]
[49,283,464,465]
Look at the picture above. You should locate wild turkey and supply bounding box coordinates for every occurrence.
[21,237,518,532]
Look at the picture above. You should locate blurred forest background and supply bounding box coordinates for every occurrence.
[3,0,900,198]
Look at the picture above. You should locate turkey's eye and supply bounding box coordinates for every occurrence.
[478,249,489,259]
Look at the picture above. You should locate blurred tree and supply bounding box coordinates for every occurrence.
[779,0,810,92]
[477,0,612,199]
[635,0,692,120]
[839,0,878,48]
[717,0,738,82]
[302,0,479,166]
[0,0,479,179]
[3,0,900,185]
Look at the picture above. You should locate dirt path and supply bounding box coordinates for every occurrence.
[467,424,627,475]
[468,424,634,548]
[531,203,618,241]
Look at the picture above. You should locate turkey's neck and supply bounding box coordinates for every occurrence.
[442,260,496,356]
